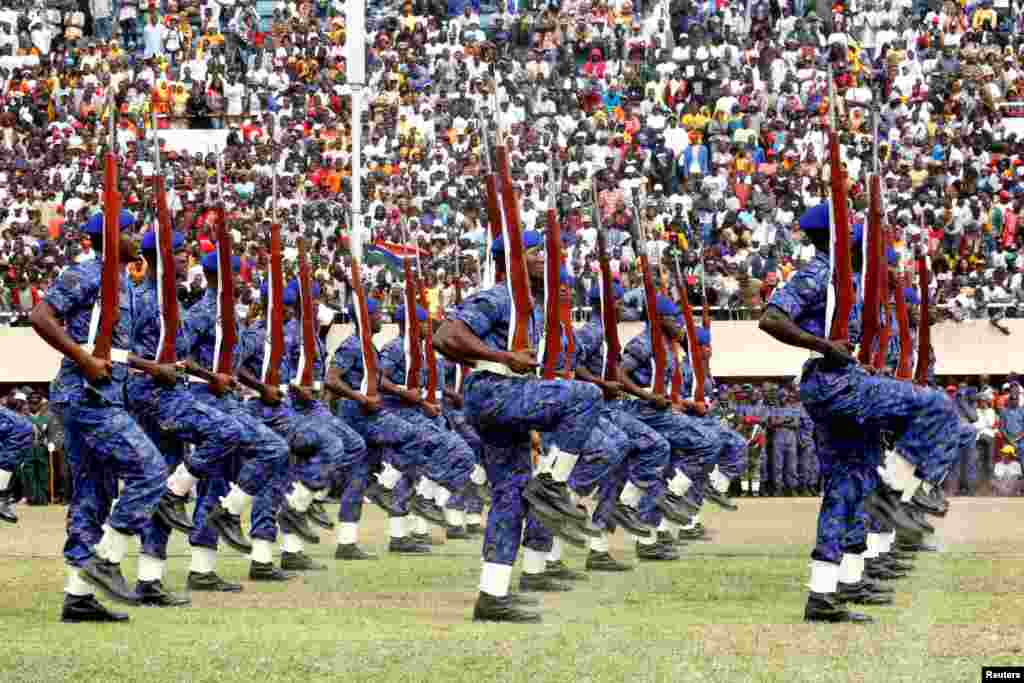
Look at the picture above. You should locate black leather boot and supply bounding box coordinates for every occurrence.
[306,500,333,530]
[61,595,130,623]
[281,551,327,571]
[249,561,294,582]
[208,504,252,554]
[804,592,874,623]
[0,490,18,523]
[472,592,541,623]
[81,557,139,604]
[518,573,572,592]
[136,580,191,607]
[187,571,242,592]
[545,560,587,581]
[586,551,633,572]
[335,544,378,560]
[278,505,320,544]
[155,490,195,534]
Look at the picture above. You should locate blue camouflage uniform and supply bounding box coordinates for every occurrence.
[576,318,671,530]
[612,327,717,527]
[453,283,603,567]
[949,387,980,494]
[126,274,281,561]
[999,391,1024,469]
[774,396,803,492]
[236,316,364,543]
[0,406,34,474]
[767,251,959,564]
[378,330,475,498]
[681,359,747,505]
[179,286,291,552]
[798,403,818,489]
[44,259,167,568]
[441,362,485,517]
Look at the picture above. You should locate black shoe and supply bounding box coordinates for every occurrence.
[281,551,326,571]
[523,474,588,522]
[904,505,935,534]
[678,526,713,542]
[307,501,333,530]
[466,523,484,537]
[636,541,680,561]
[249,561,294,582]
[472,592,541,623]
[411,495,448,527]
[655,493,694,525]
[862,578,895,594]
[388,536,431,554]
[928,485,949,512]
[155,490,195,534]
[586,551,633,572]
[880,556,914,572]
[529,509,588,548]
[705,485,739,511]
[81,557,139,604]
[365,481,400,515]
[657,530,680,548]
[208,504,252,555]
[804,592,874,623]
[187,571,243,592]
[836,581,894,606]
[887,550,916,562]
[611,502,654,536]
[864,486,926,535]
[333,543,376,560]
[136,580,191,607]
[910,486,947,517]
[278,505,320,545]
[865,560,906,581]
[0,491,17,524]
[545,560,587,581]
[411,532,434,546]
[446,525,470,540]
[782,488,795,497]
[518,573,572,592]
[506,592,540,607]
[61,594,130,623]
[895,537,939,553]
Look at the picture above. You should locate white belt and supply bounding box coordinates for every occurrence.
[475,361,529,378]
[81,345,129,364]
[188,376,208,384]
[809,351,824,359]
[287,381,323,391]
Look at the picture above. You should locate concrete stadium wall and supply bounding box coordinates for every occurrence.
[3,319,1022,384]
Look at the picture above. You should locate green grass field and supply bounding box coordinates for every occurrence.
[2,498,1022,683]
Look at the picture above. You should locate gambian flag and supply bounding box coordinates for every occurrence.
[365,241,427,271]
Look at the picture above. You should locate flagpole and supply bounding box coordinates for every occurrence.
[347,0,366,259]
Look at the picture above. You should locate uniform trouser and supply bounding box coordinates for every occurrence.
[689,417,748,506]
[463,372,602,566]
[799,361,959,487]
[188,388,291,550]
[799,435,819,489]
[243,398,357,543]
[300,401,369,523]
[0,406,34,472]
[444,407,485,515]
[810,418,881,565]
[946,422,980,494]
[387,402,475,497]
[773,428,799,490]
[59,395,166,568]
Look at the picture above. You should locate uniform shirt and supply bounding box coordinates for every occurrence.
[451,283,543,357]
[621,327,676,391]
[574,319,606,378]
[236,320,267,379]
[380,336,429,390]
[767,251,861,341]
[44,259,133,407]
[283,318,325,385]
[181,287,221,371]
[681,361,717,405]
[331,333,379,391]
[999,400,1024,442]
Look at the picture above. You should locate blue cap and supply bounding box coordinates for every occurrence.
[904,287,921,305]
[283,279,321,306]
[588,281,625,305]
[141,229,185,251]
[559,266,575,288]
[491,230,543,257]
[799,201,830,232]
[83,210,136,235]
[395,304,428,323]
[656,294,679,317]
[348,297,381,319]
[887,247,899,266]
[696,326,711,346]
[852,223,864,246]
[201,251,242,273]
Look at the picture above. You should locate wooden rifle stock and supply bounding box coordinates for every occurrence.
[857,173,883,364]
[214,213,236,374]
[914,254,930,385]
[594,206,621,394]
[350,248,379,398]
[494,137,532,353]
[95,108,121,361]
[827,71,854,343]
[403,258,423,392]
[674,258,705,404]
[417,282,439,403]
[262,223,286,387]
[295,237,317,388]
[893,272,913,379]
[634,203,667,397]
[542,206,563,380]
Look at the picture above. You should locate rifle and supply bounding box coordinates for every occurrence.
[914,251,931,386]
[95,95,121,362]
[673,253,704,404]
[213,153,237,375]
[893,272,914,379]
[260,170,286,389]
[592,177,621,399]
[631,189,667,397]
[479,112,503,288]
[152,113,179,365]
[409,221,439,404]
[294,237,319,390]
[857,110,883,365]
[401,229,423,393]
[451,232,470,394]
[541,167,563,381]
[348,211,379,399]
[826,68,854,343]
[492,107,533,355]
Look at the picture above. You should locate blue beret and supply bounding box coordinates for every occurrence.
[141,229,185,251]
[83,209,136,235]
[904,287,921,305]
[696,327,711,346]
[799,201,831,232]
[559,266,575,288]
[283,279,321,306]
[201,251,242,273]
[656,294,679,317]
[395,304,428,323]
[852,223,864,246]
[491,230,543,257]
[887,247,899,266]
[348,297,381,319]
[588,282,625,305]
